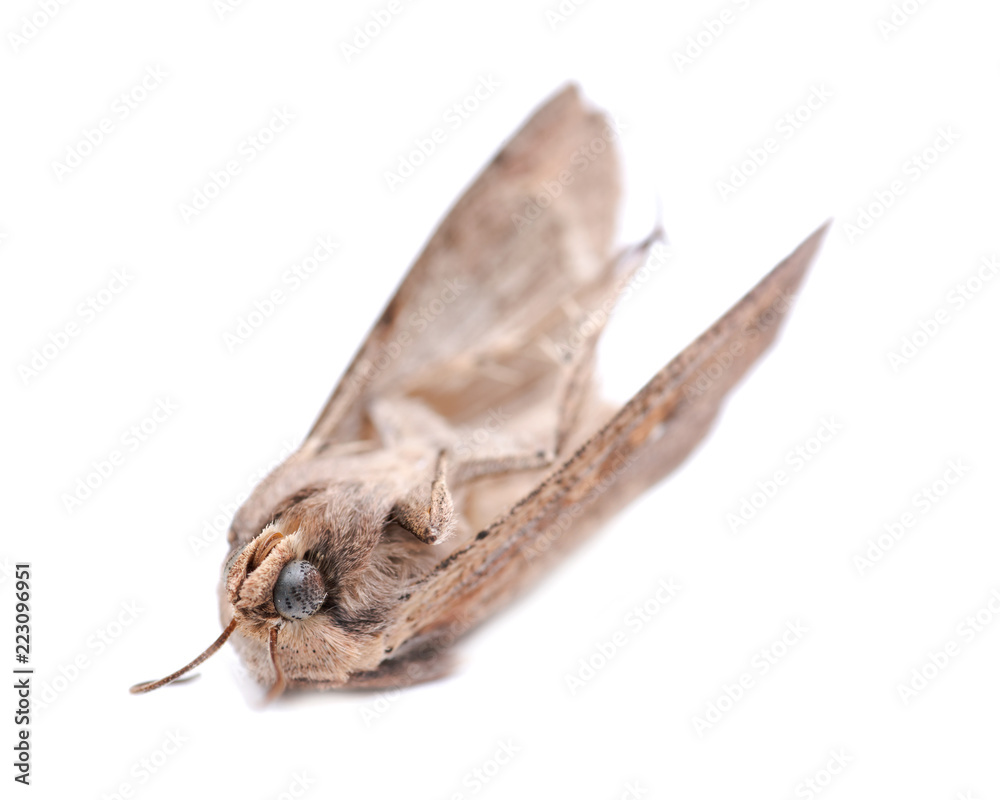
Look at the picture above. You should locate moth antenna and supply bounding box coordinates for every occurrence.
[263,625,286,704]
[129,618,239,694]
[611,212,668,283]
[642,196,667,250]
[653,194,665,238]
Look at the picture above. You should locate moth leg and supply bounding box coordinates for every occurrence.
[369,393,545,497]
[392,450,457,545]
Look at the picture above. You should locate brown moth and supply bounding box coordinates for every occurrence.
[132,84,828,700]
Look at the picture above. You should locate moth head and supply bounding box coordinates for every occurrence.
[222,523,327,624]
[131,524,327,702]
[131,482,428,700]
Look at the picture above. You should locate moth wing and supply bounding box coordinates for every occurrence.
[305,84,622,449]
[379,222,830,657]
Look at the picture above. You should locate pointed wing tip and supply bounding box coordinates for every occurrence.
[768,218,832,294]
[555,81,582,99]
[730,219,830,342]
[540,82,612,126]
[798,217,833,256]
[809,217,834,248]
[536,82,589,123]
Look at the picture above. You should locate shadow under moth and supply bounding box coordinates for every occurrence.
[132,84,828,701]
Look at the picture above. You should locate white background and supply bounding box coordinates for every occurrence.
[3,0,999,798]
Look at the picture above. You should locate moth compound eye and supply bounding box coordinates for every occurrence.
[273,560,326,620]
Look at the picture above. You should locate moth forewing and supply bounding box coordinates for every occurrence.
[304,83,621,449]
[380,220,831,656]
[131,84,828,700]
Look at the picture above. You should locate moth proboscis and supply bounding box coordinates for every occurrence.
[131,84,829,700]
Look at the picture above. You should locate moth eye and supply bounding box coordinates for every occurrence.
[273,560,326,621]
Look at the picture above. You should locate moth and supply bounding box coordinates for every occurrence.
[132,85,828,700]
